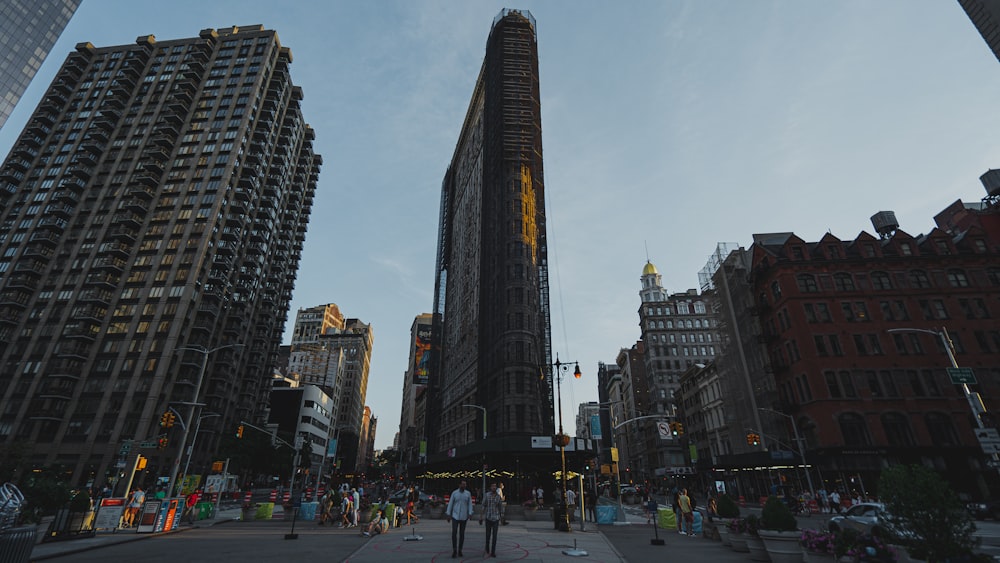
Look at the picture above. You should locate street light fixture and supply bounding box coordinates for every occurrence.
[758,407,814,501]
[552,355,581,532]
[461,404,487,504]
[166,343,242,499]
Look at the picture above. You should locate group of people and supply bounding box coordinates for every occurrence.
[318,487,362,528]
[444,479,504,559]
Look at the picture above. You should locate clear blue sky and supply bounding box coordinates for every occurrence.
[2,1,999,451]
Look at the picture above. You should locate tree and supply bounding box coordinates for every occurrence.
[879,464,979,561]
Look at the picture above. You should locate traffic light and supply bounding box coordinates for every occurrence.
[137,455,148,470]
[157,436,169,449]
[160,411,176,428]
[746,433,760,446]
[236,424,244,439]
[675,423,684,436]
[670,422,679,437]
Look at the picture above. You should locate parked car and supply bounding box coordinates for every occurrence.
[387,488,438,509]
[967,499,1000,520]
[828,502,889,536]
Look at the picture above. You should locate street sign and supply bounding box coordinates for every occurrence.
[947,367,977,385]
[140,441,157,449]
[975,429,1000,455]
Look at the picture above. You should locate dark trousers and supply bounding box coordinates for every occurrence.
[484,519,499,554]
[451,518,468,552]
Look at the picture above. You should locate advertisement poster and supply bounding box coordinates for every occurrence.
[413,323,431,385]
[94,498,126,530]
[136,500,162,533]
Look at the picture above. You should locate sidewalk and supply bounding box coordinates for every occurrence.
[29,504,245,561]
[28,502,756,563]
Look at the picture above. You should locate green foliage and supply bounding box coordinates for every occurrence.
[717,494,740,518]
[878,464,978,561]
[760,495,797,531]
[19,468,72,522]
[69,489,92,513]
[744,514,760,537]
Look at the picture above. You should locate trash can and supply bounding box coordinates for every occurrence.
[596,505,616,524]
[692,510,703,535]
[196,501,213,520]
[255,502,274,520]
[298,502,318,521]
[657,507,676,530]
[552,502,568,531]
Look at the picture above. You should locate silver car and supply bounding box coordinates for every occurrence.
[827,502,887,535]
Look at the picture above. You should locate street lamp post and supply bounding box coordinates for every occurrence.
[552,355,581,532]
[461,404,487,504]
[176,410,220,493]
[166,343,242,499]
[887,327,988,429]
[758,407,814,501]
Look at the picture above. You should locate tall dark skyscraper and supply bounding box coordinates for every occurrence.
[959,0,1000,62]
[0,0,81,130]
[0,25,319,487]
[427,9,555,464]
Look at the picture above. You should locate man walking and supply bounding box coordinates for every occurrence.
[479,483,502,558]
[446,480,474,558]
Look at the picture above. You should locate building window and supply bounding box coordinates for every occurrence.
[909,270,931,289]
[839,413,871,446]
[797,274,818,293]
[824,371,840,398]
[881,413,915,446]
[870,271,892,290]
[833,273,855,291]
[866,370,882,398]
[925,412,959,446]
[839,370,857,398]
[946,269,970,288]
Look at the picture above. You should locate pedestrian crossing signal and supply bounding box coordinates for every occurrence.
[236,424,244,439]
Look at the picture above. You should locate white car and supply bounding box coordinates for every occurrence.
[827,502,886,535]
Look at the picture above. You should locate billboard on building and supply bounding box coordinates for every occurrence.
[413,322,432,385]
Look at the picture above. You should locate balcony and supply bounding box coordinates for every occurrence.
[55,342,92,359]
[79,289,111,304]
[98,240,131,255]
[0,307,22,325]
[128,185,155,200]
[93,256,126,272]
[111,211,143,227]
[29,230,62,245]
[37,216,67,231]
[22,243,55,259]
[62,322,99,340]
[84,272,118,288]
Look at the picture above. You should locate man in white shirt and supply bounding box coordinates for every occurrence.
[446,480,474,558]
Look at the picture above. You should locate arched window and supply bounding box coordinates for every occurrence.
[834,273,855,291]
[797,274,818,293]
[838,412,871,446]
[909,270,931,289]
[925,412,959,446]
[881,412,914,446]
[870,271,892,290]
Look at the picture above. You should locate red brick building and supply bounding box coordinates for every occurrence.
[747,202,1000,499]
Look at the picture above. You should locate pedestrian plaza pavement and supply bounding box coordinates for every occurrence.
[28,502,761,563]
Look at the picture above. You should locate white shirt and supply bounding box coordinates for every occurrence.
[446,488,474,521]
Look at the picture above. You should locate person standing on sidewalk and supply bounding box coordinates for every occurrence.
[678,488,694,536]
[446,480,474,558]
[479,482,502,558]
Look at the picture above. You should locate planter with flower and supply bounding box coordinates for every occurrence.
[727,517,751,552]
[741,514,770,562]
[714,494,740,546]
[758,496,802,563]
[424,498,447,519]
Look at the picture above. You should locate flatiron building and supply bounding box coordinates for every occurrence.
[427,9,554,463]
[0,25,320,487]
